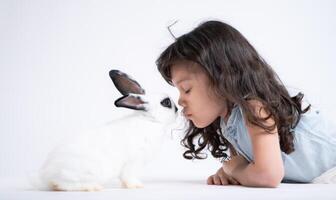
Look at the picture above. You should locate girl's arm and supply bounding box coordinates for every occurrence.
[223,100,284,187]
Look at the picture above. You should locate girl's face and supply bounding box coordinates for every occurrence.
[171,61,228,128]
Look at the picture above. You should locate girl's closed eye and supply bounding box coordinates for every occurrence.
[182,87,191,94]
[185,88,191,94]
[177,84,192,94]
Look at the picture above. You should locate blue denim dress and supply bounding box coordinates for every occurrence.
[220,105,336,183]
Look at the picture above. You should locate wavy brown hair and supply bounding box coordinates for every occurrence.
[156,20,310,160]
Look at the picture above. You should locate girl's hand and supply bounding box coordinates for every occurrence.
[207,167,240,185]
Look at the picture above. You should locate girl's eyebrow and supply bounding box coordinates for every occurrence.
[175,78,191,86]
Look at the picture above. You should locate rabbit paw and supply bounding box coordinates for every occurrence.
[82,184,104,192]
[50,182,104,192]
[121,179,144,189]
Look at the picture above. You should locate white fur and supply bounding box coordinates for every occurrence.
[34,93,178,191]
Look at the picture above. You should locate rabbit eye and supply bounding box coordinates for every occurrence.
[160,98,172,108]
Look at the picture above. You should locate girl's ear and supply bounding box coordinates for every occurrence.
[114,94,147,111]
[109,69,145,95]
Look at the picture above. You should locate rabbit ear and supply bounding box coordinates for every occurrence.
[109,69,145,95]
[114,94,147,111]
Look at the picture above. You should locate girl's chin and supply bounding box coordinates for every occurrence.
[191,119,211,128]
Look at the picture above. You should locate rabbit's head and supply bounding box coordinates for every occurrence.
[109,69,178,124]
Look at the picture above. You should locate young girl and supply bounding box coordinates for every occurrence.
[156,20,336,187]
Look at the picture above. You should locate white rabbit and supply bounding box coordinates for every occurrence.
[34,69,178,191]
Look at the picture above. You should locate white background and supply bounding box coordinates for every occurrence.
[0,0,335,181]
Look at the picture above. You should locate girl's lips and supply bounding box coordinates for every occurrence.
[184,113,192,119]
[182,109,191,117]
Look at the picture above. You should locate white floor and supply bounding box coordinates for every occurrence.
[1,175,335,200]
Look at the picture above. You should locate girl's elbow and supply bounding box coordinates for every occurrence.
[262,177,282,188]
[258,169,284,188]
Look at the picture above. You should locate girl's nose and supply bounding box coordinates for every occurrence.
[178,97,186,107]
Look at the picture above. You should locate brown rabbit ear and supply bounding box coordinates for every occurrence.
[114,94,147,111]
[109,70,145,95]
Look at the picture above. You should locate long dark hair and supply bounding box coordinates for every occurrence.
[156,20,310,160]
